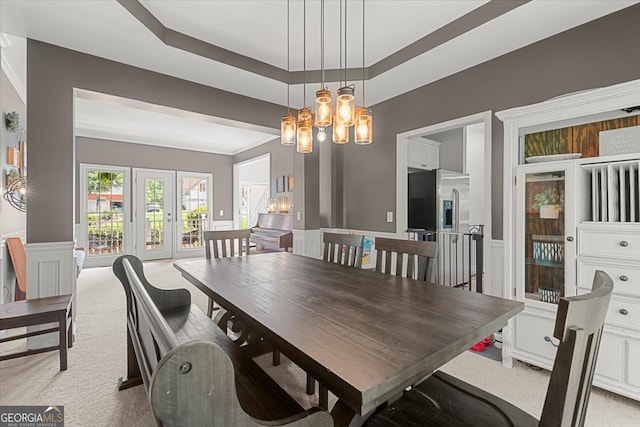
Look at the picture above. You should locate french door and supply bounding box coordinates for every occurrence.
[135,169,175,260]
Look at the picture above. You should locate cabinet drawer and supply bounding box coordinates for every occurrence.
[607,298,640,329]
[577,260,640,296]
[514,312,557,362]
[578,227,640,260]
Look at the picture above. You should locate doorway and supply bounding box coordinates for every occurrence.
[396,111,493,293]
[135,169,175,261]
[233,154,270,229]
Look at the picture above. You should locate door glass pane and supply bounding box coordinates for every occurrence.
[87,170,124,256]
[180,176,209,248]
[146,178,164,250]
[524,171,566,304]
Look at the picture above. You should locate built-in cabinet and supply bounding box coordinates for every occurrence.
[407,139,440,170]
[498,79,640,402]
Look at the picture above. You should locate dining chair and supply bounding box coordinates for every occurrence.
[322,232,365,268]
[366,270,614,427]
[374,237,437,281]
[203,230,251,316]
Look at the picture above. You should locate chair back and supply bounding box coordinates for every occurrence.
[375,237,437,281]
[322,232,365,268]
[539,270,613,427]
[203,230,251,259]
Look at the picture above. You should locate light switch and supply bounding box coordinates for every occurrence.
[219,210,224,216]
[386,211,394,223]
[296,211,301,221]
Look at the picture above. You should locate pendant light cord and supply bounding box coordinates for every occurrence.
[303,0,306,107]
[321,0,325,88]
[362,0,365,106]
[344,0,348,85]
[339,0,343,87]
[287,0,290,114]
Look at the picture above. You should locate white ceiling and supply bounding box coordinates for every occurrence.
[1,0,637,155]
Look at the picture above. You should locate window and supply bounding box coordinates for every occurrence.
[178,173,211,249]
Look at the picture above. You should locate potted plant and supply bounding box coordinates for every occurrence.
[532,188,564,219]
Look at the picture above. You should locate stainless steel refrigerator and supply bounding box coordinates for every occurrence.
[408,169,470,285]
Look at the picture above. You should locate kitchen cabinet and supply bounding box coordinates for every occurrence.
[407,139,440,170]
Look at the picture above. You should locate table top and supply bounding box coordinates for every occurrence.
[174,252,523,416]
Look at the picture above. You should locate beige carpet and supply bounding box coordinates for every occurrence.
[1,259,638,426]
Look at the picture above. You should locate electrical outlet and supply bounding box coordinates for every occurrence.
[386,211,393,223]
[219,210,224,216]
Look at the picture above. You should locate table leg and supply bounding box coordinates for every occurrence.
[272,349,281,366]
[306,374,315,395]
[58,312,68,371]
[319,384,329,410]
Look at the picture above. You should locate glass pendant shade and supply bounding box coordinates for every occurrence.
[336,86,355,127]
[332,112,349,144]
[297,115,313,153]
[297,107,313,123]
[355,107,372,145]
[314,89,332,128]
[281,114,297,145]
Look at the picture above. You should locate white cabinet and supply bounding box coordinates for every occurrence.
[407,139,440,170]
[497,80,640,402]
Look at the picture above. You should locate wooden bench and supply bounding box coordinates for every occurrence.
[0,294,73,371]
[113,255,332,427]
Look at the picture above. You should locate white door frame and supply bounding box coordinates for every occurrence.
[79,163,131,268]
[396,110,493,294]
[134,168,175,261]
[233,153,271,229]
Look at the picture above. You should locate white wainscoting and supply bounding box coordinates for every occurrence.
[292,229,322,258]
[211,220,234,231]
[25,240,76,348]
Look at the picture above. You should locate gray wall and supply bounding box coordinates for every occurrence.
[340,4,640,238]
[27,40,283,243]
[76,137,232,221]
[25,5,640,244]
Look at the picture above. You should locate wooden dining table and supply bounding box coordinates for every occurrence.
[174,252,523,426]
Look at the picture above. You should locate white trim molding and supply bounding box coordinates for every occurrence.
[25,241,76,348]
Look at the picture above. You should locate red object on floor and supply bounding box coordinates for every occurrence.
[470,343,485,352]
[482,338,492,347]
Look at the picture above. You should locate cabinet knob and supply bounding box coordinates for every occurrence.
[619,275,629,282]
[544,336,559,347]
[619,308,629,316]
[619,240,629,247]
[566,236,574,242]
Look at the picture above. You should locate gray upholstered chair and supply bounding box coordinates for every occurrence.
[374,237,437,281]
[366,270,614,427]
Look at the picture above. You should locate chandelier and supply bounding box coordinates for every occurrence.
[281,0,372,152]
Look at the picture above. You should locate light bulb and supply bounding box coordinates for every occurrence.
[317,128,327,142]
[318,104,330,119]
[337,125,346,139]
[339,103,351,121]
[357,123,368,138]
[284,128,294,140]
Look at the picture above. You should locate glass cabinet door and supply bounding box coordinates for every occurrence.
[515,163,576,305]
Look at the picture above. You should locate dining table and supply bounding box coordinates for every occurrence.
[174,251,523,427]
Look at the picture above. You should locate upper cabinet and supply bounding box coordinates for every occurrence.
[407,139,440,170]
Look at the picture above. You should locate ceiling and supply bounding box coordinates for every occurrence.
[1,0,637,155]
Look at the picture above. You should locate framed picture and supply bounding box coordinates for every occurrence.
[287,175,294,192]
[276,175,285,193]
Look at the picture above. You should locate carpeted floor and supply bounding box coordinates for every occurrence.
[1,258,638,426]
